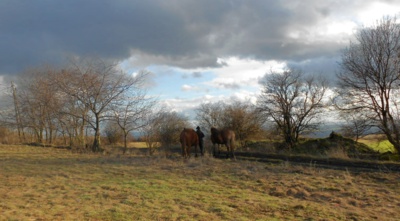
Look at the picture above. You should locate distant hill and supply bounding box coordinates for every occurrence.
[303,122,343,138]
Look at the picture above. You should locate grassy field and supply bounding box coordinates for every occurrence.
[1,145,400,220]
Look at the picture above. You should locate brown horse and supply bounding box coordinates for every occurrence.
[179,128,199,158]
[210,127,235,158]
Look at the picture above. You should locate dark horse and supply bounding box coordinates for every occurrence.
[210,127,235,158]
[179,128,199,158]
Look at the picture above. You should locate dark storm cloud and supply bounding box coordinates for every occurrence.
[287,56,340,83]
[0,0,197,73]
[0,0,393,75]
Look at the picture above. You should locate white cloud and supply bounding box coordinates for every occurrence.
[159,89,260,116]
[181,84,201,92]
[189,57,287,90]
[215,57,286,78]
[357,2,400,26]
[229,90,259,104]
[325,21,357,36]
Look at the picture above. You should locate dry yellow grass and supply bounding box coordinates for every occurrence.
[1,144,400,220]
[129,142,159,148]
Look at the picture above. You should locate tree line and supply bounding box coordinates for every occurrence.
[2,58,154,152]
[1,16,400,156]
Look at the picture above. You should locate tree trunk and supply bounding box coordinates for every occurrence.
[11,81,23,142]
[123,130,128,154]
[79,116,86,147]
[92,114,101,152]
[92,130,100,152]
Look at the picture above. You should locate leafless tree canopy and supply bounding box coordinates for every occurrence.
[196,100,267,146]
[336,16,400,153]
[13,66,61,144]
[195,101,225,129]
[150,110,189,155]
[53,59,150,152]
[258,69,328,147]
[110,70,156,153]
[2,58,154,152]
[339,111,373,142]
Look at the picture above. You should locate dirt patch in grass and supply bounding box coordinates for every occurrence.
[0,145,400,220]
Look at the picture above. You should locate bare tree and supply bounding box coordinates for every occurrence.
[336,16,400,154]
[140,110,163,155]
[111,72,156,153]
[103,120,123,145]
[0,66,84,146]
[54,58,143,152]
[11,81,24,141]
[196,100,267,147]
[56,93,89,147]
[195,101,225,130]
[0,81,25,143]
[339,111,373,141]
[14,66,62,145]
[258,69,328,148]
[0,59,152,150]
[155,111,189,155]
[220,101,266,146]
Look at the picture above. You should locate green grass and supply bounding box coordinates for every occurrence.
[1,144,400,220]
[358,139,396,153]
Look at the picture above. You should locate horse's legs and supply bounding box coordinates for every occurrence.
[181,144,185,157]
[230,144,235,159]
[224,142,235,159]
[224,143,230,158]
[228,140,235,159]
[187,146,191,158]
[212,143,217,157]
[212,143,215,157]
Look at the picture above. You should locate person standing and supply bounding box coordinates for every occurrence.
[196,126,205,156]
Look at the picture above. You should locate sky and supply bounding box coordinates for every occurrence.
[1,0,400,120]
